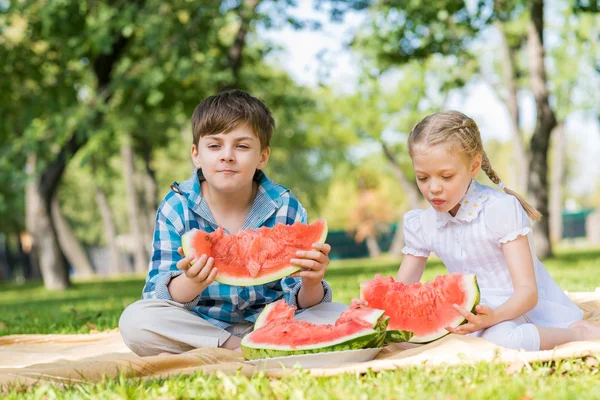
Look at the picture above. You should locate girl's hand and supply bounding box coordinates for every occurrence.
[176,246,218,288]
[351,298,369,307]
[290,243,331,285]
[445,304,495,335]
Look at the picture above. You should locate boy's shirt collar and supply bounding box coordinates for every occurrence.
[175,169,289,231]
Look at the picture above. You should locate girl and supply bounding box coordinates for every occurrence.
[395,110,600,351]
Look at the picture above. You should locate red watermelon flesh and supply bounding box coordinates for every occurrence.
[254,298,296,329]
[181,220,327,286]
[241,300,388,360]
[360,274,480,343]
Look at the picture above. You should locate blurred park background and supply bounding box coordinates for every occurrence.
[1,0,599,292]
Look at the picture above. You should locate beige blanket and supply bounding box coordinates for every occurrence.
[1,291,599,388]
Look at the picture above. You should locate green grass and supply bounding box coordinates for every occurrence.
[3,360,600,399]
[1,248,600,398]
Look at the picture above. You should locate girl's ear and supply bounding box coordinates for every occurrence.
[191,144,202,169]
[471,153,482,177]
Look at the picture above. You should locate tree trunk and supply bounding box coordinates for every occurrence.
[51,195,95,277]
[527,0,556,259]
[0,233,10,281]
[139,144,158,242]
[223,0,261,89]
[33,193,70,289]
[380,140,421,256]
[133,168,153,247]
[365,235,382,258]
[15,231,35,281]
[26,154,69,289]
[181,126,196,171]
[549,121,565,243]
[16,33,129,288]
[121,139,150,274]
[5,234,20,281]
[497,20,529,192]
[94,184,125,274]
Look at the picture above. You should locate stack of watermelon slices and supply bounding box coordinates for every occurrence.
[241,300,398,360]
[180,221,481,357]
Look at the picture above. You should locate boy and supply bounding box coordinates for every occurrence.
[119,90,333,356]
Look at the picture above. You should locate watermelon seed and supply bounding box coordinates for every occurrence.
[205,236,209,241]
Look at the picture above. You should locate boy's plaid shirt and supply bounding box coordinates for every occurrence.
[142,169,332,329]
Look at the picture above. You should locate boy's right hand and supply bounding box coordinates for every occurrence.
[176,247,218,288]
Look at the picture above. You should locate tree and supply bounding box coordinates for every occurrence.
[2,0,269,288]
[480,10,530,193]
[342,0,600,258]
[2,0,356,288]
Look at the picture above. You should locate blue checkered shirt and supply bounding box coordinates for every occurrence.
[142,169,332,329]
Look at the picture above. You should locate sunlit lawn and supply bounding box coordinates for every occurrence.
[1,247,600,398]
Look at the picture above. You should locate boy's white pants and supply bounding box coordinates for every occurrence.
[119,299,348,356]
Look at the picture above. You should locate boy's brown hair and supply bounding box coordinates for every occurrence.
[191,90,275,149]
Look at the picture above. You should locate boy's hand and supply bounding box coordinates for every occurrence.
[445,304,495,335]
[176,247,218,288]
[290,242,331,285]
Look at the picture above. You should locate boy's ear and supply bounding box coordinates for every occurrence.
[471,153,482,177]
[257,146,270,170]
[191,144,202,169]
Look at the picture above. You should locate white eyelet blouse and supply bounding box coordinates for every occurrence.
[402,180,583,328]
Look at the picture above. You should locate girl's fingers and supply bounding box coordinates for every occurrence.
[476,305,491,315]
[351,298,369,307]
[446,325,473,335]
[453,304,476,322]
[445,326,461,334]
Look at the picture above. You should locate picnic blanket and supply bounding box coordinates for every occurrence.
[1,290,599,388]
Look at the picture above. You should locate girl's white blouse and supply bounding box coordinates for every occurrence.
[402,180,583,328]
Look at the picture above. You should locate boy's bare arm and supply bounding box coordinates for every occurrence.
[296,281,325,309]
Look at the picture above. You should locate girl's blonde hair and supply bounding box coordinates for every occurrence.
[408,110,541,221]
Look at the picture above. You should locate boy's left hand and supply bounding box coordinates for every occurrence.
[290,242,331,285]
[445,304,495,335]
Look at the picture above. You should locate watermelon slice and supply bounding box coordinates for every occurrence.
[181,220,327,286]
[254,298,296,329]
[360,274,480,343]
[241,300,391,360]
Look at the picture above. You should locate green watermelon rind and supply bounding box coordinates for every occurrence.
[241,328,379,360]
[348,307,386,328]
[181,220,328,287]
[408,274,481,344]
[217,265,302,287]
[365,316,390,348]
[385,329,414,343]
